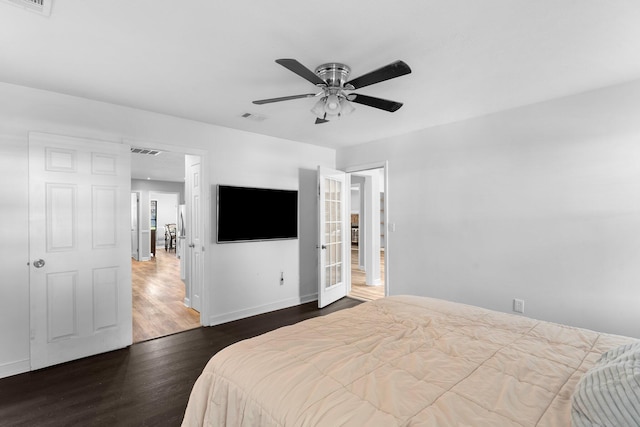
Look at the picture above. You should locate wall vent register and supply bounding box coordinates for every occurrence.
[1,0,52,16]
[130,147,162,156]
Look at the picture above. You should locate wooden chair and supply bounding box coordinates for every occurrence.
[164,223,177,252]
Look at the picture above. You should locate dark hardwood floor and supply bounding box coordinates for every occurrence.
[0,298,361,427]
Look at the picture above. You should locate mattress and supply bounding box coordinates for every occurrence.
[182,295,636,426]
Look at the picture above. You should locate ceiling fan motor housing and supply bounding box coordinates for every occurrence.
[313,63,353,117]
[315,63,351,88]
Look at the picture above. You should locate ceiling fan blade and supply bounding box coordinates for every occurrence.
[253,93,317,105]
[276,59,326,86]
[345,60,411,90]
[315,118,330,124]
[350,94,403,112]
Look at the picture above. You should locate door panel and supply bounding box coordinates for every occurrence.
[317,166,349,308]
[92,186,118,248]
[93,266,119,330]
[46,184,76,251]
[47,271,78,341]
[29,132,132,370]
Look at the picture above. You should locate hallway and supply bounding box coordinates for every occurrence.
[349,246,385,301]
[132,249,200,342]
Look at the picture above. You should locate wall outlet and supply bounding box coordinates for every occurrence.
[513,298,525,314]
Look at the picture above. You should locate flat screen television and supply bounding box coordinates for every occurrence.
[217,185,298,243]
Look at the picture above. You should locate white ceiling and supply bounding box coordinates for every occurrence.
[2,0,640,155]
[130,149,185,182]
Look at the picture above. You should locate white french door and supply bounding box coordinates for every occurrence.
[317,166,350,308]
[29,132,132,370]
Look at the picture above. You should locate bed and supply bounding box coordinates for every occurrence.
[182,295,639,426]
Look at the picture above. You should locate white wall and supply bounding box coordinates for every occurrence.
[131,179,185,204]
[0,82,334,378]
[350,187,360,212]
[208,133,332,323]
[338,79,640,339]
[0,134,30,378]
[149,192,179,244]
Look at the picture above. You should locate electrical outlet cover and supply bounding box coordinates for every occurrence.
[513,298,525,313]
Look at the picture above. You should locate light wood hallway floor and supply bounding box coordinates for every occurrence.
[132,247,200,342]
[349,246,385,301]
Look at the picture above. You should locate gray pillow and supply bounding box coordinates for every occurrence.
[571,341,640,426]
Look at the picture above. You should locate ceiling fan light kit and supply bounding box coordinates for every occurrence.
[253,59,411,124]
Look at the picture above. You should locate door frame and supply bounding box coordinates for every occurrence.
[344,161,389,297]
[125,138,209,326]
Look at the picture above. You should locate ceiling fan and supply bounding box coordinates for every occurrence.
[253,59,412,124]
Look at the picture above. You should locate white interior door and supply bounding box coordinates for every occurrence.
[317,166,350,308]
[178,204,186,280]
[185,154,202,313]
[29,132,132,370]
[131,192,139,260]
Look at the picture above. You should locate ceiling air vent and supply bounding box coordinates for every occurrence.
[131,147,162,156]
[1,0,52,16]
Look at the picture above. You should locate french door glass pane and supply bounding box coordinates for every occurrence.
[324,177,343,289]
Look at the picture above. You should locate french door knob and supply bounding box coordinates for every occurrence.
[33,259,46,268]
[188,243,195,248]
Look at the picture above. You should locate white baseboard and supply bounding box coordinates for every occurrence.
[0,359,30,379]
[207,293,318,326]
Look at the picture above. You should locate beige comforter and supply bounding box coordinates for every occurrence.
[182,296,634,426]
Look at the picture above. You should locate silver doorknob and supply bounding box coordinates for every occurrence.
[188,243,195,248]
[321,245,327,250]
[33,259,46,268]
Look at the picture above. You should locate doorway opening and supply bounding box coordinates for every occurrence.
[348,167,386,301]
[131,244,199,342]
[130,148,202,343]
